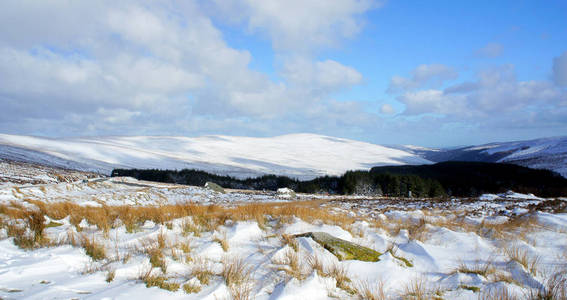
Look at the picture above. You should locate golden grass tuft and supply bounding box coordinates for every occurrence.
[354,279,386,300]
[191,257,215,285]
[327,261,353,293]
[221,257,254,299]
[182,281,201,294]
[81,235,106,261]
[214,232,229,252]
[280,234,299,252]
[478,286,518,300]
[502,245,540,277]
[403,277,429,300]
[453,258,496,277]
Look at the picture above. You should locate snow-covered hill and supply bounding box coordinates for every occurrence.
[0,134,431,179]
[413,136,567,178]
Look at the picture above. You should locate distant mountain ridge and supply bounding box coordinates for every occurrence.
[0,133,430,180]
[396,136,567,178]
[0,133,565,179]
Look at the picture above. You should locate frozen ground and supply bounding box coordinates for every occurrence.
[0,171,566,299]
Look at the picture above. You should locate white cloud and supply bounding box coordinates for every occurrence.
[475,43,503,58]
[397,65,566,125]
[387,64,458,93]
[380,104,395,114]
[553,51,567,87]
[210,0,379,53]
[281,57,363,92]
[0,0,374,138]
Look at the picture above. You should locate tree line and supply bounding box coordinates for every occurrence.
[111,161,567,198]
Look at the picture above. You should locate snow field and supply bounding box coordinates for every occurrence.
[1,181,566,299]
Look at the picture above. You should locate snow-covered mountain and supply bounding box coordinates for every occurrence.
[404,136,567,178]
[0,133,431,180]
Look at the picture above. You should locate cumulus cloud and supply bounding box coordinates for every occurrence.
[281,57,363,92]
[387,64,458,93]
[475,43,503,58]
[553,51,567,87]
[210,0,379,53]
[396,64,567,128]
[0,0,375,138]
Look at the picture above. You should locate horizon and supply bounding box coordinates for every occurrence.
[1,1,567,147]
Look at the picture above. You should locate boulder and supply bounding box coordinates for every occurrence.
[294,232,381,262]
[204,182,225,194]
[277,187,296,199]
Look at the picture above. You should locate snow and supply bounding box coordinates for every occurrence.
[0,133,432,180]
[474,136,567,177]
[1,164,566,299]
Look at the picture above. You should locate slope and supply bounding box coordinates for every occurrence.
[0,133,431,180]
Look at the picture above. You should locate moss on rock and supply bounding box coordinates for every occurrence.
[295,232,381,262]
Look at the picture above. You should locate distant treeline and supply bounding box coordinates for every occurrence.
[111,161,567,198]
[369,161,567,198]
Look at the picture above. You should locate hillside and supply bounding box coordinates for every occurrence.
[396,136,567,178]
[0,134,430,180]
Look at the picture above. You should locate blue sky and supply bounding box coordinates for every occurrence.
[0,0,566,147]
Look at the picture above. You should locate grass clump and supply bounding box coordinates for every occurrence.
[182,282,201,294]
[459,284,480,292]
[354,279,386,300]
[221,257,255,300]
[106,269,116,283]
[191,257,214,285]
[280,234,299,252]
[82,235,106,261]
[148,248,167,273]
[453,258,496,277]
[503,245,541,277]
[327,262,353,293]
[214,233,229,252]
[144,275,180,291]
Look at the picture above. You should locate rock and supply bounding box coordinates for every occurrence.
[204,182,225,194]
[294,232,381,262]
[277,187,296,199]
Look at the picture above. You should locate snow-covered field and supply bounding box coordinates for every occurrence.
[0,133,431,180]
[1,167,566,299]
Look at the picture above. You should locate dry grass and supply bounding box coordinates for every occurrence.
[181,219,202,237]
[354,279,386,300]
[478,286,518,300]
[81,235,106,261]
[280,234,298,252]
[273,249,304,280]
[147,247,166,273]
[1,200,355,241]
[182,281,201,294]
[306,254,325,277]
[214,232,229,252]
[191,257,215,285]
[144,275,180,291]
[453,258,496,277]
[408,218,430,242]
[526,270,567,300]
[221,257,254,300]
[106,269,116,283]
[403,278,428,300]
[503,245,541,277]
[327,261,353,293]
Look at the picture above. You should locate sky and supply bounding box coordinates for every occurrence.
[1,0,566,147]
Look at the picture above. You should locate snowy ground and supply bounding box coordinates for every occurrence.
[0,175,566,299]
